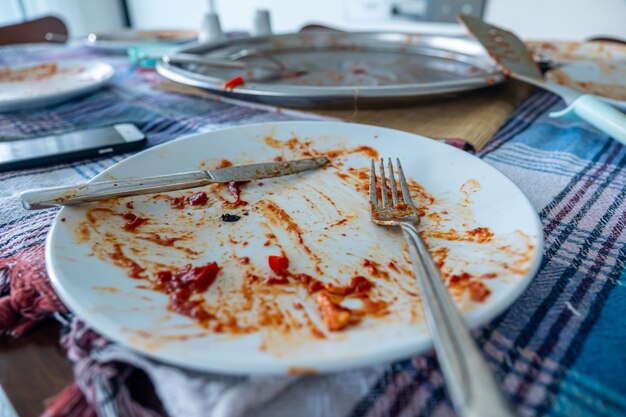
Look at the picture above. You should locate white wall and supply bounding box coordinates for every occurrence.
[0,0,126,36]
[2,0,623,40]
[484,0,626,40]
[127,0,626,40]
[0,0,26,25]
[127,0,462,34]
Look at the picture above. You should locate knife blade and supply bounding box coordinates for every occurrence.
[20,156,329,210]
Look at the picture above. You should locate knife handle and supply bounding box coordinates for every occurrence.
[20,171,212,210]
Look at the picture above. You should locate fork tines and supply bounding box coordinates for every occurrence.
[369,158,413,211]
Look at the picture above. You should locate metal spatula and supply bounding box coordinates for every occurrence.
[459,15,626,145]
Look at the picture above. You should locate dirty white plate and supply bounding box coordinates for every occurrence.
[0,60,114,112]
[46,121,543,375]
[527,40,626,110]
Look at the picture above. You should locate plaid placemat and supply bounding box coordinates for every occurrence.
[0,44,625,417]
[152,79,532,151]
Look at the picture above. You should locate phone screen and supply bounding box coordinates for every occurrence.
[0,126,135,163]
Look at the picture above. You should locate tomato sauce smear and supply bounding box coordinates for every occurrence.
[122,212,148,231]
[154,262,220,324]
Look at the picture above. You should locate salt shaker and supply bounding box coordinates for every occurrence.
[253,9,272,36]
[199,12,225,42]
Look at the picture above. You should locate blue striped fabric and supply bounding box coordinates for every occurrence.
[1,45,624,417]
[346,91,626,417]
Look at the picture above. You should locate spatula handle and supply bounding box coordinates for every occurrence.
[550,94,626,146]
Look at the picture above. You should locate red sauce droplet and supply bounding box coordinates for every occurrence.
[346,276,373,295]
[140,233,178,247]
[468,281,491,302]
[154,262,221,322]
[121,212,147,231]
[325,276,373,296]
[169,197,185,209]
[449,272,471,284]
[156,262,220,293]
[268,255,289,275]
[293,273,324,294]
[264,276,290,285]
[187,191,208,206]
[467,227,494,243]
[110,244,145,278]
[224,76,245,90]
[362,258,382,276]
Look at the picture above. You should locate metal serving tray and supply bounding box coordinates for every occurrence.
[156,31,504,107]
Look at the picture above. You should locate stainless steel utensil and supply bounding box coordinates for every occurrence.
[163,53,248,70]
[459,15,626,145]
[20,156,329,210]
[163,50,306,82]
[44,32,83,42]
[369,158,517,417]
[156,31,504,107]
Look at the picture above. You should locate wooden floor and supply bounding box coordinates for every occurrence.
[0,322,74,417]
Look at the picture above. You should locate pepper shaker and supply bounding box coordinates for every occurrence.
[253,9,272,36]
[199,0,225,42]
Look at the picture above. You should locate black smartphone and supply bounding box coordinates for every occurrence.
[0,124,147,172]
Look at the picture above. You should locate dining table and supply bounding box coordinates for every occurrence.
[0,41,625,417]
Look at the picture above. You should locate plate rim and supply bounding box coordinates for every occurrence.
[46,120,544,374]
[0,60,115,110]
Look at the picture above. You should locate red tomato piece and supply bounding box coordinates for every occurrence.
[178,262,220,292]
[268,255,289,275]
[187,192,208,206]
[224,76,245,90]
[121,212,147,231]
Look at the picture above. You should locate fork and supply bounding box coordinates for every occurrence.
[369,158,517,417]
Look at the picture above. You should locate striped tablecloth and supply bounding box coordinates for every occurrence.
[0,44,624,417]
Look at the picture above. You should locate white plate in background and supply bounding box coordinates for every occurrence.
[528,40,626,110]
[0,60,114,112]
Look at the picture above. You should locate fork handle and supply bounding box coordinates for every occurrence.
[400,222,517,417]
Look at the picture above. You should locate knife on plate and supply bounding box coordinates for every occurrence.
[20,156,329,210]
[458,15,626,145]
